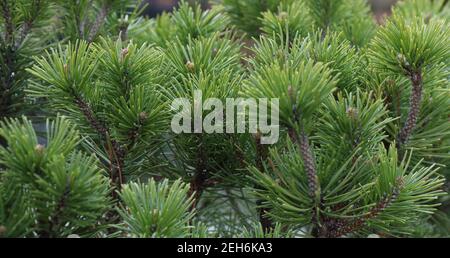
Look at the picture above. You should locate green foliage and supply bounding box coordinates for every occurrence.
[0,181,33,237]
[0,0,140,121]
[244,57,337,131]
[369,15,449,76]
[241,222,295,238]
[315,91,395,166]
[117,178,201,238]
[0,0,448,238]
[130,1,230,47]
[0,116,110,237]
[163,33,242,84]
[305,31,364,92]
[367,7,450,236]
[27,38,169,181]
[260,1,313,40]
[393,0,450,23]
[162,32,248,195]
[218,0,293,37]
[0,0,55,119]
[55,0,143,42]
[368,13,450,176]
[257,0,376,47]
[250,139,444,236]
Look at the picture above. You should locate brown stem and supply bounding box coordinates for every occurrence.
[39,177,70,238]
[0,50,14,116]
[119,24,128,42]
[398,70,423,147]
[74,96,125,193]
[188,136,207,211]
[87,3,110,42]
[15,0,43,48]
[297,129,319,199]
[0,0,15,120]
[326,179,403,238]
[0,0,14,44]
[289,127,321,236]
[298,130,322,237]
[79,0,94,38]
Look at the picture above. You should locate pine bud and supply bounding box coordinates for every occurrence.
[67,234,80,238]
[151,209,160,221]
[346,107,358,120]
[63,64,68,74]
[139,111,148,122]
[35,144,45,154]
[186,61,195,72]
[287,85,294,100]
[397,54,410,70]
[121,48,129,60]
[278,12,288,20]
[0,225,6,236]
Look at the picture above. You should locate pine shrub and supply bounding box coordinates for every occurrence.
[0,0,449,238]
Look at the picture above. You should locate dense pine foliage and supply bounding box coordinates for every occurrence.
[0,0,449,237]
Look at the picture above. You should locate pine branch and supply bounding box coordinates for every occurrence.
[39,178,70,238]
[289,126,321,236]
[0,0,15,110]
[15,0,44,48]
[327,179,403,238]
[117,179,197,237]
[188,136,208,211]
[0,0,14,44]
[0,116,110,237]
[74,95,125,192]
[74,95,108,138]
[398,69,423,147]
[118,14,131,42]
[0,60,13,109]
[126,111,147,146]
[288,126,320,201]
[87,2,110,42]
[119,25,128,42]
[0,43,15,120]
[299,130,319,200]
[79,0,94,38]
[297,129,322,237]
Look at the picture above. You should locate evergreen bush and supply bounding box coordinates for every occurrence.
[0,0,449,238]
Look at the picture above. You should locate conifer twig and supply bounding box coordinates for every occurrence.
[289,126,322,236]
[289,127,320,200]
[299,130,319,199]
[188,136,207,211]
[79,0,94,38]
[0,0,14,44]
[74,96,125,192]
[398,69,423,147]
[16,0,43,48]
[327,179,403,238]
[87,2,110,43]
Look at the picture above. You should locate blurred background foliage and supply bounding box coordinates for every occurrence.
[142,0,398,19]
